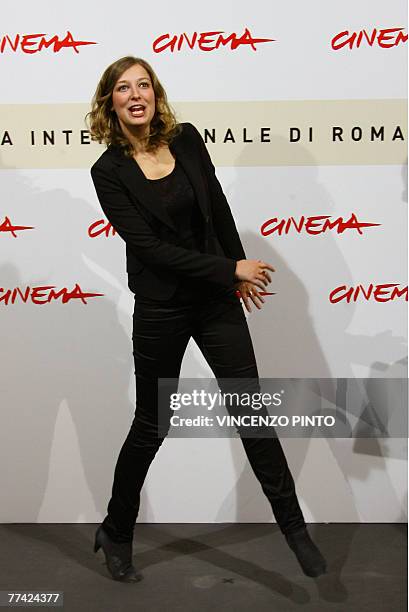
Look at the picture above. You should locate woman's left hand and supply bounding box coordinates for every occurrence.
[235,281,265,312]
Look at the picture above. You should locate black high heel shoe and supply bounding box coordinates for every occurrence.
[94,525,140,582]
[285,527,327,578]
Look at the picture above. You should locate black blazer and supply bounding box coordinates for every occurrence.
[90,122,246,300]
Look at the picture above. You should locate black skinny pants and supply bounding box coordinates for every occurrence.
[101,287,306,542]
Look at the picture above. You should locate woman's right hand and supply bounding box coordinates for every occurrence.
[234,259,275,290]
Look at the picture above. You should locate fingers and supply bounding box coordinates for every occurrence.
[237,279,271,313]
[250,290,265,310]
[259,261,275,272]
[241,285,265,311]
[255,273,269,286]
[260,265,274,281]
[241,293,252,312]
[251,285,265,300]
[239,285,251,311]
[255,261,275,286]
[251,279,267,291]
[236,260,275,286]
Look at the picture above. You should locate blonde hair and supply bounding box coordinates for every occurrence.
[86,56,181,156]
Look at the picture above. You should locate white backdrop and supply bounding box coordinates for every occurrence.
[0,0,407,524]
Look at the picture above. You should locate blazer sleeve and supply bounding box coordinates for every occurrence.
[90,163,237,287]
[187,123,247,261]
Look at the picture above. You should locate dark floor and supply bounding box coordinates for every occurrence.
[0,523,406,611]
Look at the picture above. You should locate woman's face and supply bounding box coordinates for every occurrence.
[111,63,156,136]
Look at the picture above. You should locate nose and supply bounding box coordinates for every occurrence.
[129,86,141,99]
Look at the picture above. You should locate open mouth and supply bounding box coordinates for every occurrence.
[128,104,145,117]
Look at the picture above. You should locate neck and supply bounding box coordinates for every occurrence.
[119,121,151,154]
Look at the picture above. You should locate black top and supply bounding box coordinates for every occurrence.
[146,158,228,303]
[147,159,203,253]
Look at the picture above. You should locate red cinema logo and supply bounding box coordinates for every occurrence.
[88,220,117,238]
[329,283,408,303]
[260,213,380,237]
[153,27,274,53]
[0,31,97,54]
[332,27,407,50]
[0,284,103,305]
[0,216,34,237]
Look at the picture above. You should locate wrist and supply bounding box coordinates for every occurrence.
[234,260,242,280]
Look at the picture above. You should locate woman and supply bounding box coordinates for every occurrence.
[87,56,327,582]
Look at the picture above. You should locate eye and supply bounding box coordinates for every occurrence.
[139,81,150,88]
[117,84,128,91]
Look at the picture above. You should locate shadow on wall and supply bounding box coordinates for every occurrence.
[0,152,161,526]
[209,136,407,535]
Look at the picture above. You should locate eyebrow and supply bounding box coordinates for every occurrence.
[116,77,151,84]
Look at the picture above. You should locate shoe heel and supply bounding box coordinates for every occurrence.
[93,527,102,553]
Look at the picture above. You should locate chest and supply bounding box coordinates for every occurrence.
[133,146,176,180]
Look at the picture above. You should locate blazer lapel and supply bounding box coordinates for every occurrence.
[169,136,209,223]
